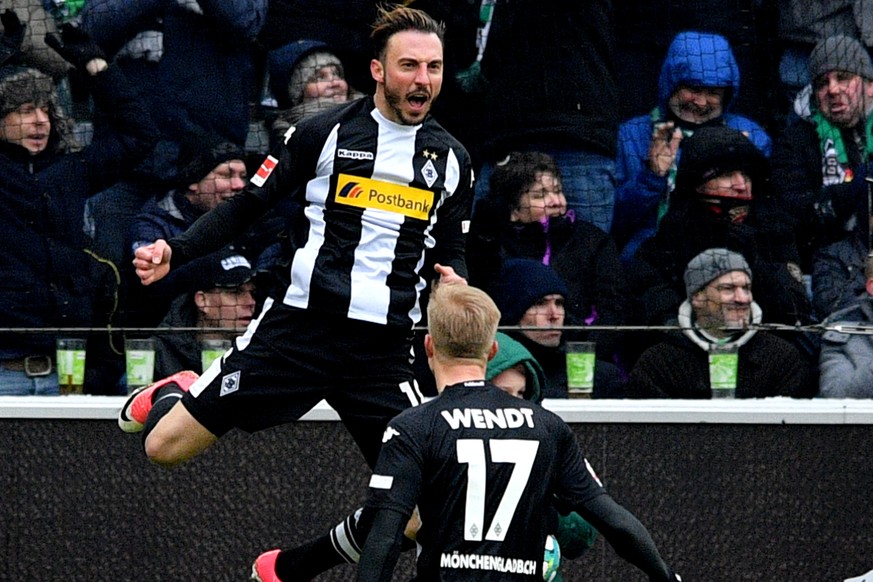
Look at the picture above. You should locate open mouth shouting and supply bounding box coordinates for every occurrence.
[406,91,431,118]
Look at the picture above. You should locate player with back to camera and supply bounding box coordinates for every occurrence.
[251,329,600,581]
[354,283,682,581]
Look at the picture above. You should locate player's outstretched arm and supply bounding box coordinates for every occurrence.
[133,239,172,286]
[578,494,681,582]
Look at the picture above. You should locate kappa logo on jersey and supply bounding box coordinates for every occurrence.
[382,425,400,443]
[335,174,434,220]
[220,371,241,397]
[250,155,278,187]
[338,148,374,161]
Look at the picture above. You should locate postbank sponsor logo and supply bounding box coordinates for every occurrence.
[335,174,433,220]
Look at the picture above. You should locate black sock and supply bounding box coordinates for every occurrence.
[274,533,345,581]
[141,383,185,446]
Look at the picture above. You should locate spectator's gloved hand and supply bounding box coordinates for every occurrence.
[45,24,106,73]
[0,9,26,67]
[819,164,869,220]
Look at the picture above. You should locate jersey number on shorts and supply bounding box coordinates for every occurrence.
[399,380,424,406]
[456,439,539,542]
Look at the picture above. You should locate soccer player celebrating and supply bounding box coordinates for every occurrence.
[121,5,470,479]
[354,284,681,581]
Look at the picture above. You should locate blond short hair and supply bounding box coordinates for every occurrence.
[427,284,499,361]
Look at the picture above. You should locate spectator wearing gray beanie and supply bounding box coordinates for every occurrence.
[626,248,814,399]
[770,33,873,275]
[684,248,752,301]
[807,34,873,83]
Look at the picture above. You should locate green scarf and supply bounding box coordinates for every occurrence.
[810,108,873,169]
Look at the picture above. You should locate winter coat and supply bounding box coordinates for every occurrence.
[770,85,873,271]
[819,296,873,398]
[151,293,203,378]
[507,333,627,400]
[475,0,619,160]
[627,301,811,398]
[812,233,868,320]
[126,190,279,327]
[468,210,630,361]
[614,31,772,264]
[0,66,156,357]
[628,194,813,330]
[82,0,267,147]
[488,331,545,405]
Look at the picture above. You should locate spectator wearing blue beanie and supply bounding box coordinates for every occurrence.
[491,258,626,398]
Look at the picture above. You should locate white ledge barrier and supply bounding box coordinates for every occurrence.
[4,395,873,424]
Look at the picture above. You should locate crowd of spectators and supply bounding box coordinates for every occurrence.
[2,0,872,398]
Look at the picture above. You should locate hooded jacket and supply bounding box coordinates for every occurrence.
[614,31,772,265]
[627,126,812,331]
[627,300,812,399]
[487,331,546,405]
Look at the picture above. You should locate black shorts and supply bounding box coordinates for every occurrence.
[181,298,424,468]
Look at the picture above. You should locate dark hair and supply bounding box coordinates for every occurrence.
[489,151,562,214]
[370,4,445,60]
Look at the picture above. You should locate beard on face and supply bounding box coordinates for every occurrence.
[382,70,431,125]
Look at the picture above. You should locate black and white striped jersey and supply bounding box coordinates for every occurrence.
[169,97,474,328]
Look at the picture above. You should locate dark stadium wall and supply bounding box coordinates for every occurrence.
[1,419,871,580]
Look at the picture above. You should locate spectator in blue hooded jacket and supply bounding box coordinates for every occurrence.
[613,31,772,266]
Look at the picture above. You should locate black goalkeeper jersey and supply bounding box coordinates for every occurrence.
[169,96,474,328]
[366,381,606,581]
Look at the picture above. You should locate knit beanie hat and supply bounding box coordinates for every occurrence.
[286,50,344,107]
[684,248,751,299]
[0,66,55,118]
[674,125,767,197]
[176,132,246,188]
[492,258,568,325]
[808,34,873,81]
[269,40,329,109]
